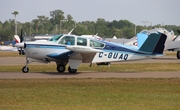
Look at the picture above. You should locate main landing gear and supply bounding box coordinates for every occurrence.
[56,64,77,73]
[68,66,77,73]
[56,64,66,73]
[177,51,180,59]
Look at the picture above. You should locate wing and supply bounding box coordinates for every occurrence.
[69,52,97,63]
[66,46,101,69]
[47,51,74,62]
[66,46,101,63]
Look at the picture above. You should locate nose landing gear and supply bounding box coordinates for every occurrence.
[56,63,77,73]
[22,59,29,73]
[22,66,29,73]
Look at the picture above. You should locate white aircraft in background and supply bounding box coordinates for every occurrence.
[0,35,21,51]
[14,28,167,73]
[33,28,75,40]
[142,28,174,44]
[165,29,180,59]
[0,45,18,51]
[81,33,102,40]
[107,28,174,47]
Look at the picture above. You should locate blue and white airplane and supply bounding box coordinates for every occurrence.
[15,29,167,73]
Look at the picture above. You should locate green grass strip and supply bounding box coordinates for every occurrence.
[1,63,180,72]
[0,78,180,110]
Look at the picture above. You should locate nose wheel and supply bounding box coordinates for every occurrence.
[22,66,29,73]
[22,59,29,73]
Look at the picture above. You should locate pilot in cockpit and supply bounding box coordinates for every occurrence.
[66,37,71,45]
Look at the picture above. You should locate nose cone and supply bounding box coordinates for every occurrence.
[14,43,24,48]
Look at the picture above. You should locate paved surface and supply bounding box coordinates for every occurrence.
[0,72,180,79]
[0,55,180,79]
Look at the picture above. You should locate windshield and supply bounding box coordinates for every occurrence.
[48,34,63,42]
[90,40,104,48]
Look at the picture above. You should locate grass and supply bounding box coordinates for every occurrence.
[1,63,180,72]
[0,51,24,57]
[0,78,180,110]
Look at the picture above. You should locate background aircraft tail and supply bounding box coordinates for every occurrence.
[137,31,167,54]
[13,29,25,55]
[14,35,20,43]
[14,29,24,43]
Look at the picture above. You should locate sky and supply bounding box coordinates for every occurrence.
[0,0,180,26]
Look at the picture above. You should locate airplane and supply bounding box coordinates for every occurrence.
[165,29,180,59]
[10,29,76,54]
[0,45,18,51]
[14,28,167,73]
[106,28,174,47]
[0,35,21,51]
[33,28,75,41]
[81,33,102,40]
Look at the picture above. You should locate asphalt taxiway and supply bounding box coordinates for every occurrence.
[0,72,180,79]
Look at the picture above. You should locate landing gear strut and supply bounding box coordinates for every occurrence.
[22,60,29,73]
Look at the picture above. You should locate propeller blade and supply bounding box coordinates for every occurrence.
[177,30,180,35]
[19,29,24,55]
[20,29,23,43]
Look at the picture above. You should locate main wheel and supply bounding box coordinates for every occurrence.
[68,66,77,73]
[57,64,65,73]
[22,66,29,73]
[177,51,180,59]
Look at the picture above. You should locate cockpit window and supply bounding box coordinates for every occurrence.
[58,36,75,45]
[90,40,104,48]
[48,34,63,42]
[77,37,87,46]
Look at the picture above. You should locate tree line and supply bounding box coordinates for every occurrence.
[0,9,180,41]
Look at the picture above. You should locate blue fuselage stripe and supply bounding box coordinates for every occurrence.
[26,44,146,54]
[26,44,66,49]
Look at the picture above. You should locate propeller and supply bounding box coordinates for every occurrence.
[19,29,25,55]
[177,29,180,35]
[20,29,23,43]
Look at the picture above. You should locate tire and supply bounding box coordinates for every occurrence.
[57,64,65,73]
[22,66,29,73]
[177,51,180,59]
[68,66,77,73]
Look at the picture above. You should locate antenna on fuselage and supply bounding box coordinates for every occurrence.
[94,33,98,39]
[67,28,74,35]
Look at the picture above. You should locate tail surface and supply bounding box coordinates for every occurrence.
[137,31,167,54]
